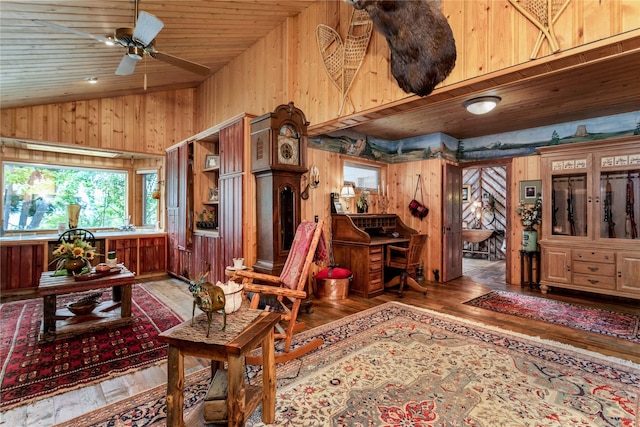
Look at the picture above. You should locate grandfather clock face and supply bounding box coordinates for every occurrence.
[277,124,300,166]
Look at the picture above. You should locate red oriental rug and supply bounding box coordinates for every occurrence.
[464,290,640,343]
[56,302,640,427]
[0,284,182,410]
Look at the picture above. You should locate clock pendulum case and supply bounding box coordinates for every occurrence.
[250,102,309,275]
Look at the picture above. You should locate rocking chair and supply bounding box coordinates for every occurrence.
[384,233,428,297]
[233,220,328,364]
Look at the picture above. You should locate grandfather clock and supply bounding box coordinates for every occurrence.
[251,102,309,275]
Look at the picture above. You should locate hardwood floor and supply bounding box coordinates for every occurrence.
[2,259,639,426]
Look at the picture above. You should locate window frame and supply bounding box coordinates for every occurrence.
[2,160,129,234]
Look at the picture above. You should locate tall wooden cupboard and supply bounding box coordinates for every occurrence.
[165,114,252,284]
[538,137,640,299]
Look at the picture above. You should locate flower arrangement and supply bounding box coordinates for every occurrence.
[517,195,542,228]
[356,190,370,213]
[51,237,97,271]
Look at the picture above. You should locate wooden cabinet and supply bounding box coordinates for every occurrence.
[107,235,166,277]
[538,137,640,299]
[0,243,45,292]
[165,114,251,283]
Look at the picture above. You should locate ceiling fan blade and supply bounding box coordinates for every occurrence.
[150,51,211,76]
[33,19,111,44]
[115,55,139,75]
[133,11,164,46]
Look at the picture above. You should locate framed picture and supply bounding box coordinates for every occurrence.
[209,188,219,202]
[519,180,541,204]
[205,155,219,169]
[462,185,471,202]
[333,202,343,213]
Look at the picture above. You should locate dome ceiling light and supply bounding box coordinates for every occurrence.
[463,96,501,115]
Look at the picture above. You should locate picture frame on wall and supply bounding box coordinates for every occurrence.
[519,180,541,204]
[205,155,219,169]
[462,185,471,202]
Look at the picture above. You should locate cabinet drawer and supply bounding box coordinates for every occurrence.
[572,262,615,277]
[369,272,383,291]
[573,274,615,289]
[369,247,383,270]
[573,250,614,264]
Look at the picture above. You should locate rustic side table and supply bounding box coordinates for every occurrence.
[520,249,541,288]
[158,309,280,427]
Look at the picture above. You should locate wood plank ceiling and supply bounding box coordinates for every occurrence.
[1,1,639,142]
[0,1,314,108]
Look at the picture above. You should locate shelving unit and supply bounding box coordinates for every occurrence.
[538,136,640,299]
[196,134,220,231]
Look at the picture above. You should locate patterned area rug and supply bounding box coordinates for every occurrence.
[56,301,640,427]
[0,284,182,410]
[464,290,640,343]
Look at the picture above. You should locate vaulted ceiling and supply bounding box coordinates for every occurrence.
[1,1,639,143]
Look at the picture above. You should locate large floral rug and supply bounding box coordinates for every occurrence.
[0,284,182,410]
[464,290,640,343]
[56,301,639,427]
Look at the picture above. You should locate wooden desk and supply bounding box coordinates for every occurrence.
[37,265,136,341]
[332,214,416,298]
[158,310,280,427]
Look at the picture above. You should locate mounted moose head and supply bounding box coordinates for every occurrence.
[345,0,456,97]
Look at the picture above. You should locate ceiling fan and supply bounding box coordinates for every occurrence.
[33,1,210,77]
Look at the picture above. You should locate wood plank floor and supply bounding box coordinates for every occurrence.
[2,259,639,426]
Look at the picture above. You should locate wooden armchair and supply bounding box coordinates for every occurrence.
[232,220,328,364]
[384,233,428,297]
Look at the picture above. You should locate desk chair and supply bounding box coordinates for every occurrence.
[384,233,428,297]
[233,220,328,364]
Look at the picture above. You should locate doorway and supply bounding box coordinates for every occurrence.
[461,163,508,285]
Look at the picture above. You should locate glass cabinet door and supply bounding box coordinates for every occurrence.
[551,173,588,237]
[600,169,640,240]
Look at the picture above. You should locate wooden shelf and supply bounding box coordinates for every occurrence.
[203,167,219,173]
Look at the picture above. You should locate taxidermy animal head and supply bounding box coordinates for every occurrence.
[345,0,456,97]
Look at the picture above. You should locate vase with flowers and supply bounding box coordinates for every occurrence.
[356,190,370,213]
[51,237,97,275]
[517,195,542,251]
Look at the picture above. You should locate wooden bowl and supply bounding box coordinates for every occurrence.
[67,302,97,315]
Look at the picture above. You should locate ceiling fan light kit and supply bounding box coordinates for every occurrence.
[463,96,501,115]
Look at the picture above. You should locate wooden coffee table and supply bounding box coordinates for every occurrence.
[37,265,136,341]
[158,309,280,427]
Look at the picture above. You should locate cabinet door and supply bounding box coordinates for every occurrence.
[0,244,44,291]
[139,237,166,275]
[541,246,571,284]
[109,238,138,273]
[617,251,640,294]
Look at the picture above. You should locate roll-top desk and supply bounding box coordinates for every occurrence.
[331,214,417,298]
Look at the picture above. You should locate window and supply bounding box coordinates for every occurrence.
[343,161,381,191]
[2,162,127,231]
[141,172,158,226]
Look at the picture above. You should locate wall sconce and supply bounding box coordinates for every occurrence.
[309,165,320,188]
[463,96,501,115]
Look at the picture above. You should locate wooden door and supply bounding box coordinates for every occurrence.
[442,163,462,282]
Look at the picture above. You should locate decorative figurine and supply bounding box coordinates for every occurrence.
[188,273,226,337]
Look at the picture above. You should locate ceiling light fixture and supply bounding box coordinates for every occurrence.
[85,77,98,84]
[23,142,120,158]
[463,96,501,115]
